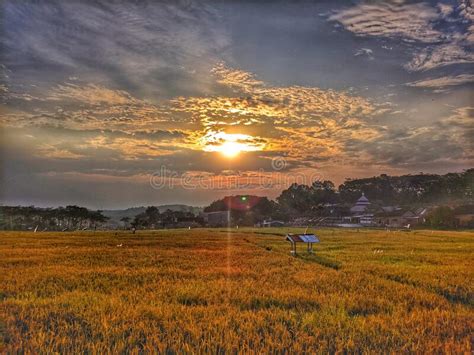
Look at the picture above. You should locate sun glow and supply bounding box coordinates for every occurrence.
[201,131,265,158]
[219,141,244,157]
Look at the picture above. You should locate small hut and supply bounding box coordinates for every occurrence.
[286,233,320,255]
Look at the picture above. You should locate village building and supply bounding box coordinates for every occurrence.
[350,193,370,214]
[349,193,374,226]
[374,208,428,228]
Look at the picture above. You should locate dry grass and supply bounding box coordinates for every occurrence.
[0,228,473,353]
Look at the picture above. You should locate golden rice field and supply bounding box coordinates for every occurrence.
[0,228,473,353]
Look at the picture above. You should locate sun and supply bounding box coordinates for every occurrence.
[219,141,243,158]
[201,131,265,158]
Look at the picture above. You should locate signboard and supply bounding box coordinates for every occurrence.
[300,234,319,243]
[286,234,320,243]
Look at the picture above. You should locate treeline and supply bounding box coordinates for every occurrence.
[0,206,108,231]
[424,206,474,229]
[277,170,473,216]
[205,196,284,226]
[130,207,204,229]
[338,170,473,205]
[204,169,474,224]
[1,169,472,230]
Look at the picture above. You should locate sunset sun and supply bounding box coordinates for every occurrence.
[201,131,265,158]
[219,141,243,158]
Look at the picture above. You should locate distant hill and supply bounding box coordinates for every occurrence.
[103,205,203,226]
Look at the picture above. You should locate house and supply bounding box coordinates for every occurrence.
[375,210,409,228]
[375,208,428,228]
[411,208,429,225]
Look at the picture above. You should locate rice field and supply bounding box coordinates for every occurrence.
[0,228,473,353]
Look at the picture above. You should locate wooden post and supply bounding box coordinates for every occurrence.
[291,241,296,256]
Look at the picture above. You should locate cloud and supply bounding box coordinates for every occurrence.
[4,58,472,176]
[209,62,379,123]
[439,106,474,146]
[211,62,265,92]
[0,82,175,132]
[2,61,389,175]
[406,74,474,89]
[458,0,474,23]
[354,48,374,60]
[132,130,187,140]
[1,1,229,98]
[172,62,385,162]
[329,1,443,43]
[356,106,474,166]
[330,0,474,73]
[405,43,474,72]
[438,3,454,18]
[48,84,140,106]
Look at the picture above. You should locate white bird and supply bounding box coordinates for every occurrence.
[117,244,123,247]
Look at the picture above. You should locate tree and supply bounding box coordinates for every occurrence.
[277,183,313,216]
[132,206,161,229]
[337,170,474,206]
[204,199,227,213]
[203,196,283,225]
[0,206,108,230]
[120,217,131,229]
[89,210,109,229]
[425,206,456,229]
[311,180,337,205]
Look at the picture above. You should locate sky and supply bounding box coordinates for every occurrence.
[0,0,473,209]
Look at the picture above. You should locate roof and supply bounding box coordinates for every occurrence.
[402,211,416,218]
[350,205,368,213]
[381,206,397,212]
[414,207,428,216]
[262,220,284,225]
[286,234,320,243]
[350,193,370,214]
